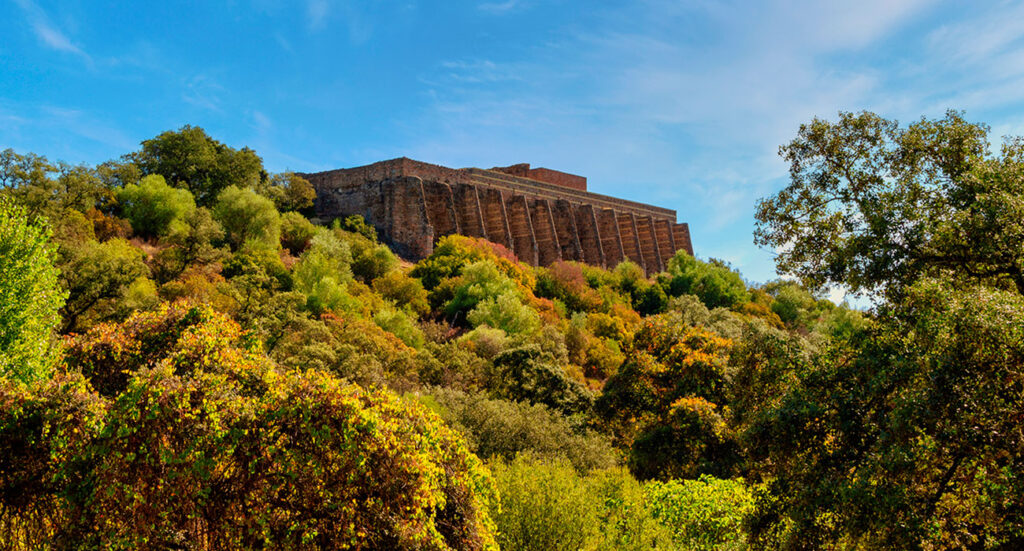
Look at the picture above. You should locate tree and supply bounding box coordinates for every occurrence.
[259,172,316,213]
[58,238,149,333]
[755,110,1024,298]
[0,198,66,383]
[664,251,750,309]
[116,174,196,238]
[212,185,281,250]
[131,125,264,206]
[0,149,109,219]
[596,315,737,480]
[744,279,1024,549]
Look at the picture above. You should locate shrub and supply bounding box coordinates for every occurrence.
[467,292,542,336]
[0,372,106,547]
[67,361,498,549]
[212,185,281,249]
[279,210,317,254]
[666,252,750,309]
[489,455,675,551]
[429,388,618,473]
[446,260,520,319]
[372,270,430,316]
[645,475,754,550]
[490,345,593,415]
[64,301,267,397]
[351,240,399,282]
[374,307,426,348]
[116,174,196,238]
[0,198,66,383]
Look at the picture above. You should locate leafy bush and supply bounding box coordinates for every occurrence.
[645,475,754,550]
[0,372,106,547]
[116,174,196,237]
[666,252,750,309]
[65,357,497,549]
[489,455,676,551]
[279,210,317,254]
[467,292,542,336]
[212,185,281,249]
[0,198,66,383]
[429,388,618,473]
[373,307,425,348]
[490,345,593,415]
[64,301,267,397]
[372,270,430,316]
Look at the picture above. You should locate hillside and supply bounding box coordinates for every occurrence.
[2,115,1022,549]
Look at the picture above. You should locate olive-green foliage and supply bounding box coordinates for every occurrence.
[665,251,750,309]
[428,388,618,473]
[446,260,520,319]
[645,476,754,550]
[490,455,676,551]
[467,292,542,336]
[292,229,358,315]
[69,367,498,550]
[131,125,264,206]
[43,304,499,549]
[373,307,425,348]
[745,279,1024,549]
[0,149,109,219]
[0,199,66,383]
[116,174,196,238]
[490,345,593,415]
[279,210,317,254]
[597,317,738,480]
[350,237,399,283]
[151,207,226,283]
[418,340,489,390]
[212,185,281,250]
[57,238,149,333]
[372,270,430,316]
[337,213,377,242]
[757,110,1024,298]
[259,172,316,213]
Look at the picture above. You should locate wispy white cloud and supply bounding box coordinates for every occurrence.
[478,0,524,14]
[410,0,939,282]
[13,0,91,61]
[181,75,226,112]
[307,0,330,30]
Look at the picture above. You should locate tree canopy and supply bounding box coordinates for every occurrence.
[756,110,1024,297]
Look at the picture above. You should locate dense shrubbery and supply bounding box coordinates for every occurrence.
[5,115,1017,550]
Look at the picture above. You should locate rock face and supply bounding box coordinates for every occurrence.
[300,158,693,273]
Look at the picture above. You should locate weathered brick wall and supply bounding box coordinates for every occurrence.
[303,157,694,273]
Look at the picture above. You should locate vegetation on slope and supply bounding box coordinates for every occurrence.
[1,112,1021,549]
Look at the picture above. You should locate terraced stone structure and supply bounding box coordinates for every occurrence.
[301,158,693,273]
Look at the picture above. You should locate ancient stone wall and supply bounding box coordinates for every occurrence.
[300,157,694,274]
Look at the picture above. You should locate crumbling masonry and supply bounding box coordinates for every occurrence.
[300,158,693,273]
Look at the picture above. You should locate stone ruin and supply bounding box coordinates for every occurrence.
[299,158,693,274]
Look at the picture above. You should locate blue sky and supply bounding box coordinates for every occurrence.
[4,1,1024,291]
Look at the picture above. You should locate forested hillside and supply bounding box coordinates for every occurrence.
[1,112,1021,549]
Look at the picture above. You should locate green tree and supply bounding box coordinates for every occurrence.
[116,174,196,238]
[259,172,316,213]
[58,238,149,333]
[131,125,264,206]
[755,110,1024,297]
[212,185,281,250]
[0,198,66,383]
[279,210,317,254]
[0,150,108,218]
[665,251,750,309]
[744,279,1024,549]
